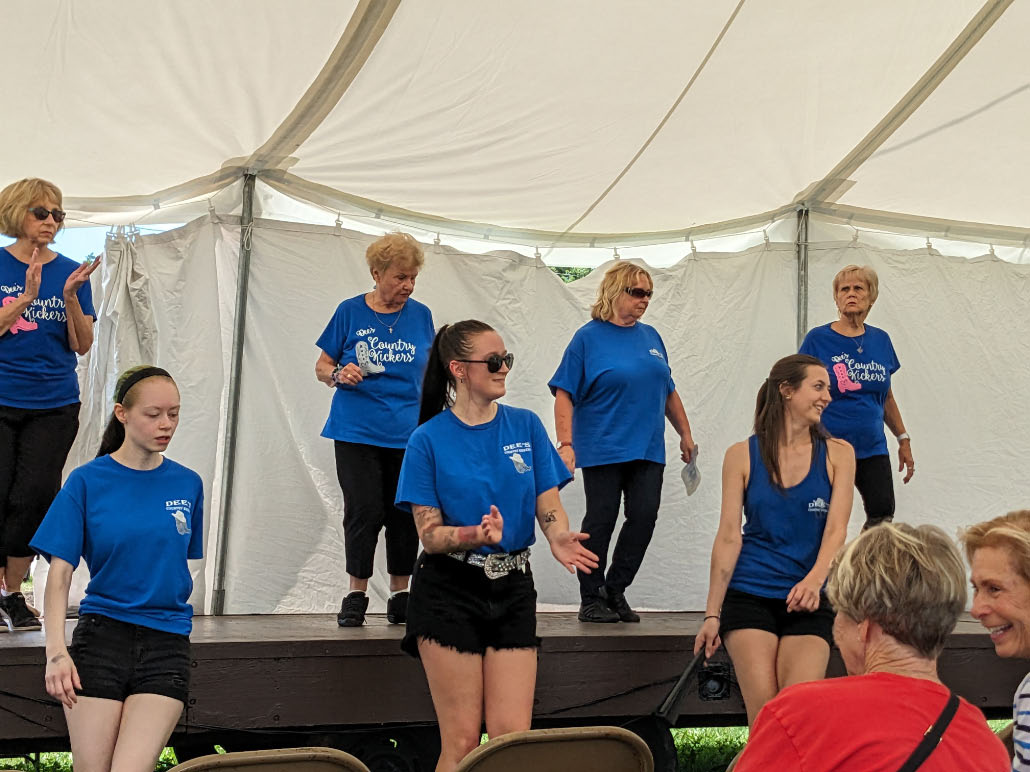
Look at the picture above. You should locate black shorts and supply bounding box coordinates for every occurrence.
[70,614,191,704]
[719,587,834,646]
[401,552,539,658]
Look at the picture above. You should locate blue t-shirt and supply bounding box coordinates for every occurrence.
[30,455,204,635]
[548,319,676,467]
[317,295,434,448]
[799,323,899,459]
[730,435,831,599]
[0,248,95,408]
[395,404,572,555]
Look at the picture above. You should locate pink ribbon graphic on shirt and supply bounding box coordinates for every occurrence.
[833,362,861,392]
[2,296,37,333]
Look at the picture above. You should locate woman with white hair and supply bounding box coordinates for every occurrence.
[800,264,914,529]
[736,523,1008,771]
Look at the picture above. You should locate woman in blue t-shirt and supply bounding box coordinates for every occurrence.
[549,261,696,623]
[0,178,98,632]
[31,366,203,772]
[694,354,855,727]
[314,232,435,627]
[396,320,598,772]
[799,264,914,529]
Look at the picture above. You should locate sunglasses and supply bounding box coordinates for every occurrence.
[28,206,66,223]
[625,287,653,299]
[457,353,515,373]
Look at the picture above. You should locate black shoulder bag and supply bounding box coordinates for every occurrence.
[896,691,960,772]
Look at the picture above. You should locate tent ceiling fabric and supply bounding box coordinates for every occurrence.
[4,1,1027,242]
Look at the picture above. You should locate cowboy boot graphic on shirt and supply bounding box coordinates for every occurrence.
[2,296,37,333]
[355,340,385,375]
[833,362,862,393]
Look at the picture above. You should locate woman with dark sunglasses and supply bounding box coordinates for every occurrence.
[549,261,696,623]
[396,320,598,772]
[0,178,98,631]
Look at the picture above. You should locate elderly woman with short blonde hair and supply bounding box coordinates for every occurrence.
[0,178,98,632]
[549,261,695,623]
[314,232,435,627]
[736,523,1008,771]
[800,264,914,529]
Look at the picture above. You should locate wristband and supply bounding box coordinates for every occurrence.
[704,615,720,621]
[556,441,573,450]
[896,432,910,442]
[330,363,344,386]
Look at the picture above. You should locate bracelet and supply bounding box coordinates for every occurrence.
[330,363,344,386]
[896,432,910,442]
[556,441,573,450]
[704,615,720,621]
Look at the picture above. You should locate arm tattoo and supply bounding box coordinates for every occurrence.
[413,505,481,552]
[50,653,66,664]
[540,509,558,531]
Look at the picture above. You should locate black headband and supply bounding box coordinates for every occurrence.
[115,366,171,403]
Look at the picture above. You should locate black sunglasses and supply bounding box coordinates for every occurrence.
[456,353,514,373]
[28,206,66,223]
[625,287,653,299]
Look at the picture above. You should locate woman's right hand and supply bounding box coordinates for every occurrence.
[22,248,42,302]
[334,363,364,387]
[693,616,722,659]
[45,649,81,709]
[557,445,575,475]
[479,505,504,546]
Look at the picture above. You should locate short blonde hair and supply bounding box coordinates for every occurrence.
[591,262,652,322]
[0,178,64,239]
[832,264,879,305]
[961,510,1030,583]
[827,523,966,659]
[365,232,425,276]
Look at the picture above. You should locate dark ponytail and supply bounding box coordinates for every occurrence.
[97,365,175,457]
[418,320,494,425]
[754,353,829,489]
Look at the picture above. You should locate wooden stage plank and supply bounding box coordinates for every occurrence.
[1,612,1025,754]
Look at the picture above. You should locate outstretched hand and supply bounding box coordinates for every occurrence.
[22,248,42,301]
[63,254,101,297]
[479,505,503,546]
[549,530,598,574]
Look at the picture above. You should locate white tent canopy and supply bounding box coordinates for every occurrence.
[6,2,1030,612]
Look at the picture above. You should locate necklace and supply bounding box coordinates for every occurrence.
[855,334,865,354]
[371,296,405,333]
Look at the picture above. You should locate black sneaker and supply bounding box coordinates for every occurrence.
[337,591,369,627]
[0,592,42,631]
[578,597,620,623]
[605,589,640,623]
[386,591,409,624]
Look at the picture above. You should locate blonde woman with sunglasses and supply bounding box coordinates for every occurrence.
[0,178,98,632]
[549,261,695,624]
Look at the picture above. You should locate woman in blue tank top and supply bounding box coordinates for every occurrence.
[695,354,855,727]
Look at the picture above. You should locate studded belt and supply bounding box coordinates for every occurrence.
[448,548,530,579]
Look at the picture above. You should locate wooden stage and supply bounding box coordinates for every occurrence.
[2,612,1025,756]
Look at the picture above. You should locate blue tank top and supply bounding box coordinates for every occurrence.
[729,434,832,599]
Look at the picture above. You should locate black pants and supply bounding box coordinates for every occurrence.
[0,403,80,566]
[855,454,895,529]
[577,460,664,601]
[333,441,418,580]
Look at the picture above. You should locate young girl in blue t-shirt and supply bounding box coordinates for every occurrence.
[694,354,855,728]
[31,366,203,772]
[395,320,598,772]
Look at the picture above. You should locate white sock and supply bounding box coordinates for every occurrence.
[0,589,10,597]
[390,589,406,598]
[349,589,366,596]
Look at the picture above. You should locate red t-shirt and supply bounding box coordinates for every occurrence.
[736,672,1009,771]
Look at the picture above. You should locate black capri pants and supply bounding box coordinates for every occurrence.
[855,454,895,529]
[0,403,80,567]
[577,459,664,601]
[333,441,419,579]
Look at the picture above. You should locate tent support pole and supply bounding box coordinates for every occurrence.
[796,207,809,349]
[212,172,257,616]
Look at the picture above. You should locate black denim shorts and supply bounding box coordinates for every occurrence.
[69,614,191,703]
[719,587,834,646]
[401,552,539,658]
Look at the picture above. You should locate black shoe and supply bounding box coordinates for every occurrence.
[578,597,620,623]
[0,592,42,631]
[337,591,369,627]
[605,589,640,623]
[386,591,409,624]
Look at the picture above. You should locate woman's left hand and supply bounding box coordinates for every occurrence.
[680,435,697,464]
[63,255,101,298]
[898,440,914,484]
[549,530,599,574]
[786,576,822,612]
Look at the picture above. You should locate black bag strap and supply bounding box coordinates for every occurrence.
[896,691,961,772]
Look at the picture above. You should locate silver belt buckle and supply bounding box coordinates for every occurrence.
[483,553,509,580]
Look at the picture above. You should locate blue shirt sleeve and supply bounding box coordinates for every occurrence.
[395,429,440,512]
[885,332,900,375]
[30,472,85,567]
[531,415,574,494]
[316,303,347,361]
[548,334,585,400]
[188,483,205,560]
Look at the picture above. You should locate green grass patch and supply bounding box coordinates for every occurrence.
[673,726,747,772]
[0,748,177,772]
